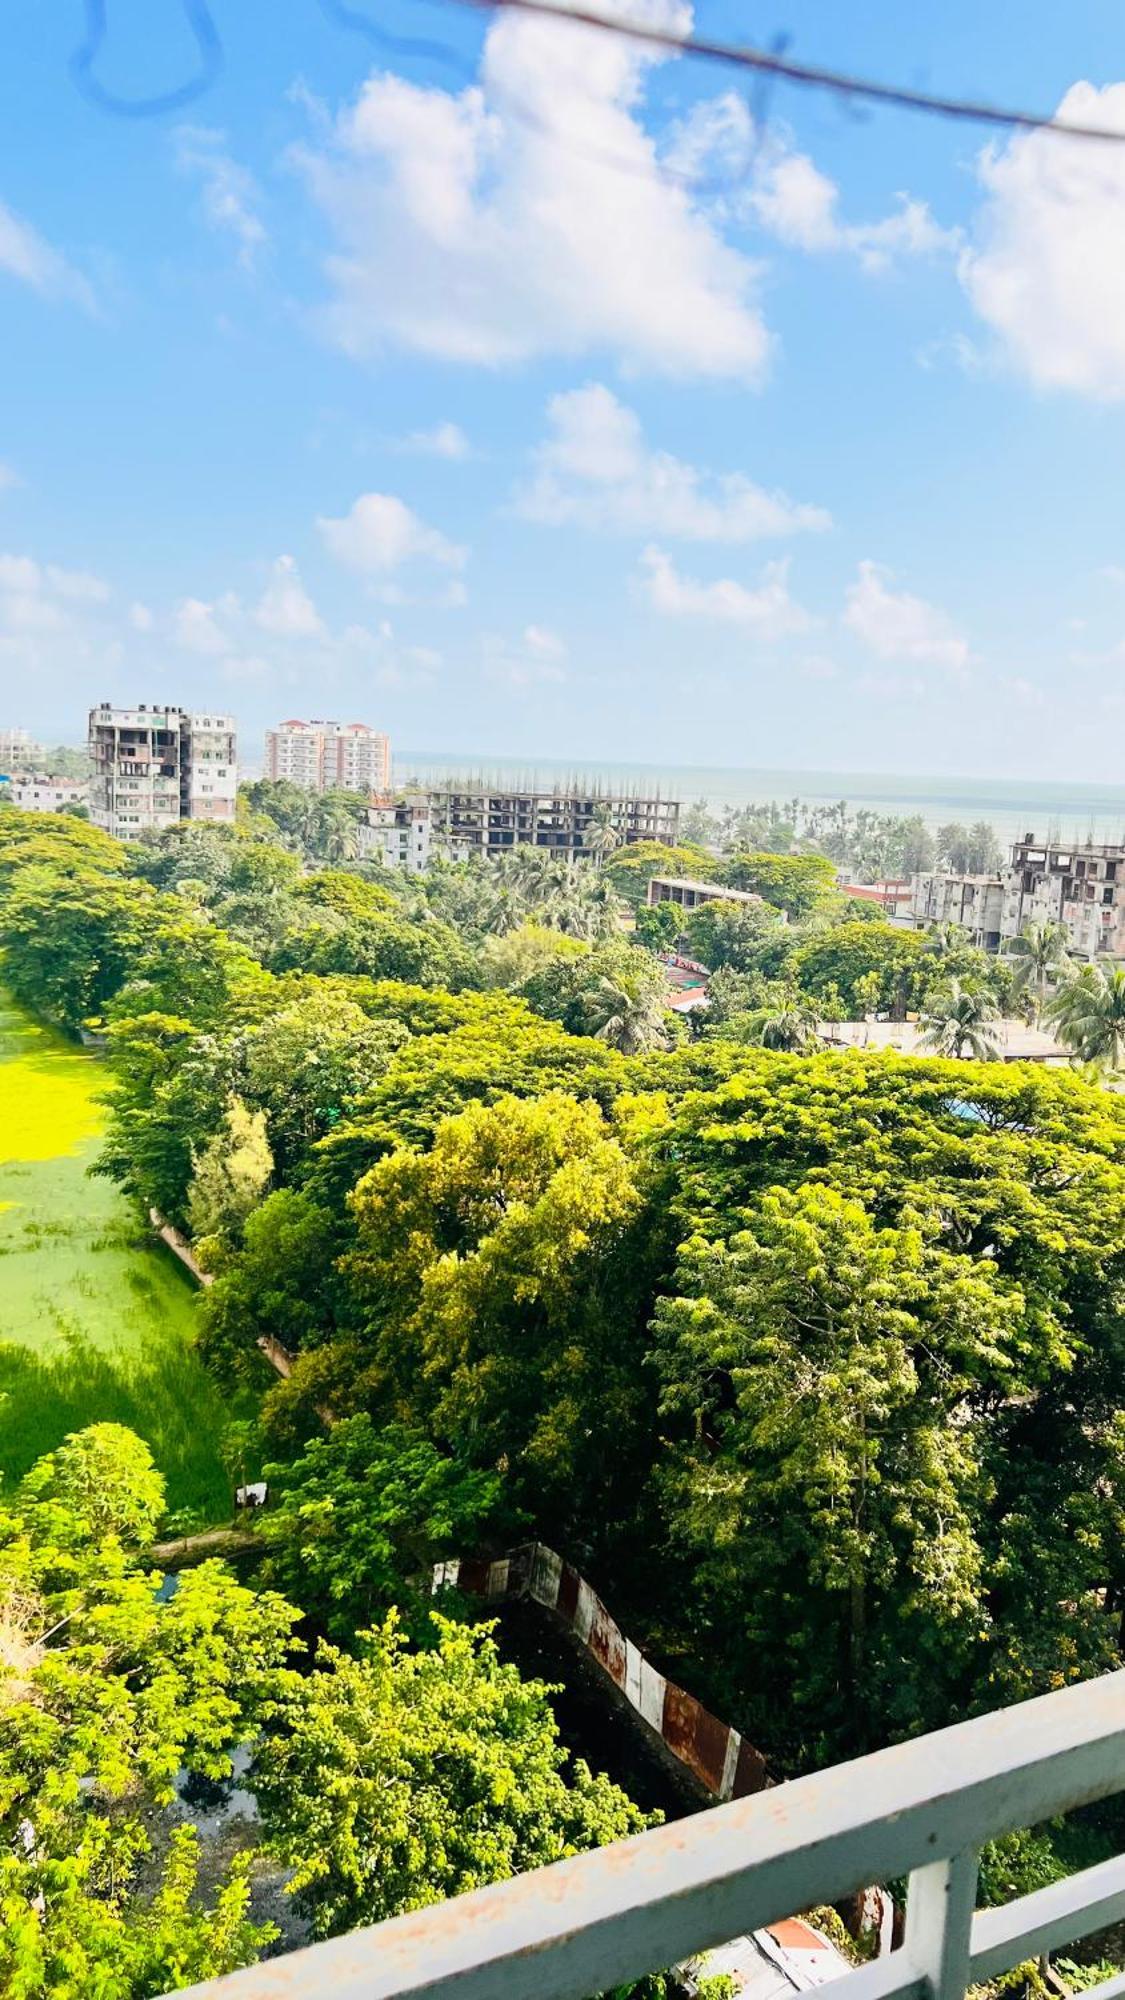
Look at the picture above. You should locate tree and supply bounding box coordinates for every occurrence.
[735,1001,820,1052]
[1049,962,1125,1069]
[586,801,625,866]
[17,1422,166,1546]
[255,1613,649,1939]
[937,822,1003,874]
[682,897,777,972]
[918,980,1002,1060]
[345,1092,656,1524]
[241,991,408,1177]
[1003,922,1071,1020]
[791,919,930,1018]
[480,922,590,992]
[650,1184,1026,1755]
[634,900,682,952]
[603,841,714,910]
[257,1416,500,1642]
[721,850,839,919]
[187,1094,274,1265]
[578,974,671,1054]
[0,1427,299,1996]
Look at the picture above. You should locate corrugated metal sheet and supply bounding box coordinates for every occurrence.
[433,1540,771,1805]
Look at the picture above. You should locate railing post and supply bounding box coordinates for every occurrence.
[904,1850,980,2000]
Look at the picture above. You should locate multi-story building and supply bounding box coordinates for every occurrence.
[358,796,439,874]
[264,719,391,794]
[426,782,679,860]
[1002,835,1125,961]
[88,704,237,838]
[0,726,44,772]
[911,835,1125,961]
[2,773,89,813]
[909,870,1005,949]
[646,875,767,914]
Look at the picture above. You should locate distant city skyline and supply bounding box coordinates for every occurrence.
[4,5,1125,778]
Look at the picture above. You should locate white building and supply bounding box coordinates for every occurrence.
[3,774,89,813]
[265,719,391,794]
[912,836,1125,963]
[357,796,434,873]
[0,726,44,772]
[88,704,237,838]
[909,871,1005,949]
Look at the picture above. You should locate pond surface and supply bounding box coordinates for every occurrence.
[0,989,234,1518]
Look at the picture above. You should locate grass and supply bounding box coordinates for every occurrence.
[0,991,238,1520]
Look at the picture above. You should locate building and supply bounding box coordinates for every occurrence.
[1003,834,1125,961]
[427,781,679,860]
[358,796,438,874]
[0,726,44,772]
[818,1017,1069,1065]
[88,704,237,838]
[2,773,88,813]
[265,719,391,794]
[912,835,1125,962]
[647,875,767,914]
[909,870,1005,949]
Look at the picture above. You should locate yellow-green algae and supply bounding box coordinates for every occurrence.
[0,991,237,1518]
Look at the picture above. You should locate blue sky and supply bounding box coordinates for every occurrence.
[3,0,1125,778]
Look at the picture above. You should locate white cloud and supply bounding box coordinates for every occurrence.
[400,421,471,460]
[318,492,466,573]
[172,595,238,656]
[0,200,94,309]
[0,551,111,645]
[523,623,566,659]
[961,82,1125,398]
[295,1,769,380]
[174,127,266,268]
[130,601,154,631]
[254,553,324,638]
[0,463,19,492]
[482,629,569,689]
[844,560,969,674]
[666,95,956,272]
[519,382,830,541]
[45,565,110,603]
[639,545,811,635]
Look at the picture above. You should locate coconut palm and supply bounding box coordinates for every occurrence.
[580,976,670,1054]
[917,980,1001,1060]
[739,1002,820,1053]
[924,921,968,960]
[1003,921,1071,1020]
[320,809,362,865]
[585,803,624,868]
[1048,961,1125,1070]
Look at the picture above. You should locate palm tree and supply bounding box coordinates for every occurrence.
[1003,921,1071,1020]
[924,921,968,961]
[739,1002,820,1053]
[917,980,1001,1060]
[1048,961,1125,1070]
[320,810,361,865]
[585,803,624,869]
[581,976,670,1054]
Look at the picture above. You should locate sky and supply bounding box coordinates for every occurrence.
[3,1,1125,779]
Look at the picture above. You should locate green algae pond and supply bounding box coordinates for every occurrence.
[0,989,236,1519]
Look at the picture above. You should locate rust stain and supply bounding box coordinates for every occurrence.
[587,1600,627,1687]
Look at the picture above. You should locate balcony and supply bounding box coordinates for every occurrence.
[169,1668,1125,2000]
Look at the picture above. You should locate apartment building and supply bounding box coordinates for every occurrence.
[0,726,44,772]
[358,796,439,874]
[909,870,1005,949]
[88,704,237,838]
[1003,835,1125,960]
[427,782,680,860]
[2,774,88,813]
[265,719,391,794]
[911,835,1125,961]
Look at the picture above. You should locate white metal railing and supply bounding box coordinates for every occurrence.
[172,1667,1125,2000]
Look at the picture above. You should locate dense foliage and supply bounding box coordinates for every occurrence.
[4,800,1125,1994]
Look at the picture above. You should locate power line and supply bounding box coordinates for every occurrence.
[71,0,222,116]
[445,0,1125,143]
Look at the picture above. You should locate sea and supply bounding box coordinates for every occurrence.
[396,754,1125,847]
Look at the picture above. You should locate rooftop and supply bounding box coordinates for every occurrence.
[819,1018,1068,1062]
